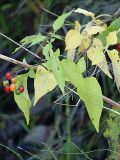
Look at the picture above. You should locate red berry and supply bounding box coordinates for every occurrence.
[10,84,16,92]
[5,72,12,80]
[4,86,11,93]
[116,43,120,52]
[19,86,24,93]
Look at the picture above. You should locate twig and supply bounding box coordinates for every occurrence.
[0,32,44,61]
[66,86,120,109]
[103,96,120,108]
[0,54,30,68]
[112,8,120,19]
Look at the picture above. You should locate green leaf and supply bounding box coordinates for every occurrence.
[61,141,80,160]
[53,48,60,58]
[28,67,36,78]
[43,43,53,60]
[62,59,103,132]
[13,33,46,53]
[98,17,120,45]
[49,57,65,94]
[51,33,64,40]
[53,10,73,32]
[118,32,120,42]
[61,59,83,86]
[14,74,31,124]
[34,65,57,105]
[77,57,86,73]
[77,77,103,132]
[108,17,120,32]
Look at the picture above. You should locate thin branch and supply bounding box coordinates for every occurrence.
[0,54,30,68]
[112,8,120,19]
[66,86,120,109]
[103,96,120,108]
[0,32,44,61]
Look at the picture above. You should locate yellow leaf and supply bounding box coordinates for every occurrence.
[106,31,117,47]
[87,38,104,64]
[89,19,107,29]
[65,29,81,50]
[108,49,120,91]
[79,37,92,52]
[87,38,112,78]
[74,8,95,19]
[97,60,112,79]
[34,65,57,104]
[75,21,81,31]
[67,49,75,61]
[86,26,105,35]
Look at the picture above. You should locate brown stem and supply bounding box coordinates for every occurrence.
[0,54,30,68]
[103,96,120,108]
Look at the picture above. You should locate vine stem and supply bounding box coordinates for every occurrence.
[65,99,71,160]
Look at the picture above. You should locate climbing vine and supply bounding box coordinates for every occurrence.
[0,8,120,134]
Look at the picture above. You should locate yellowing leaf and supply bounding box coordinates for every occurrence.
[108,49,120,91]
[86,26,105,35]
[74,8,95,19]
[75,21,81,31]
[87,38,112,78]
[97,60,112,79]
[65,29,81,50]
[34,65,57,105]
[89,19,107,29]
[67,49,75,61]
[87,38,104,64]
[106,31,117,47]
[14,74,31,124]
[97,17,120,46]
[79,37,92,52]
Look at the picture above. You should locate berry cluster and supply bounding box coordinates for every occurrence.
[3,72,24,95]
[116,43,120,52]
